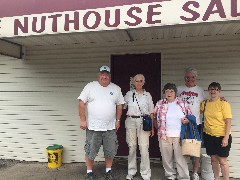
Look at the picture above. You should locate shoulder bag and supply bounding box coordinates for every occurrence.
[133,92,152,131]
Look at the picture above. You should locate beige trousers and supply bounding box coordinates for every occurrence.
[159,137,190,180]
[126,117,151,180]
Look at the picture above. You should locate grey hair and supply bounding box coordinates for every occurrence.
[185,67,198,77]
[133,74,145,83]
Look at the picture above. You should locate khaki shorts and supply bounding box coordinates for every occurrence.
[84,129,118,160]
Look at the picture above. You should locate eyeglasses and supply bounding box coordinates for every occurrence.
[165,90,175,93]
[208,88,219,91]
[135,80,144,83]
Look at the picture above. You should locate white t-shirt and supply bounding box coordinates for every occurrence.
[78,81,125,131]
[166,101,184,137]
[177,85,206,125]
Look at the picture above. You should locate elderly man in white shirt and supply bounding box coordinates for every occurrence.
[78,65,125,180]
[177,67,206,180]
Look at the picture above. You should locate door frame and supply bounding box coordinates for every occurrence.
[110,53,162,159]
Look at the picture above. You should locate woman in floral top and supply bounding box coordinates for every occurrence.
[154,83,191,180]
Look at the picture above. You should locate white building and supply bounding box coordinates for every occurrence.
[0,0,239,178]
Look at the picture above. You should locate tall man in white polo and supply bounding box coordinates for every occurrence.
[78,65,125,180]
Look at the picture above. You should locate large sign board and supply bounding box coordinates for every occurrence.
[0,0,167,18]
[0,0,239,37]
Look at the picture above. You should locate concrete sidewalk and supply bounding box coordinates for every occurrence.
[0,158,165,180]
[0,158,238,180]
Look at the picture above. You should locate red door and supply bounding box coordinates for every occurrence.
[111,53,161,159]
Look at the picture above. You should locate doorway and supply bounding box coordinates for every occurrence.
[111,53,161,158]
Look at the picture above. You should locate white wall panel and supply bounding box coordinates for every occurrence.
[0,54,106,163]
[1,37,240,177]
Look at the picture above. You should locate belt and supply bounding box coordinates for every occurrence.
[128,115,142,118]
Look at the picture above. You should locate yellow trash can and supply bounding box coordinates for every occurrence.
[46,144,63,168]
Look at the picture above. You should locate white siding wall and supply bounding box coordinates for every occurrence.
[0,37,239,177]
[0,54,108,163]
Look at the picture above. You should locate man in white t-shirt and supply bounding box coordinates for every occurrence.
[177,67,206,180]
[78,65,125,180]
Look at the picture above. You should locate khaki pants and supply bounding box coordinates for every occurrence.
[125,117,151,180]
[159,137,190,180]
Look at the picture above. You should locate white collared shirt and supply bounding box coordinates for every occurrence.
[124,90,154,116]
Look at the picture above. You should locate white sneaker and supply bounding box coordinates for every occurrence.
[126,174,136,180]
[192,173,200,180]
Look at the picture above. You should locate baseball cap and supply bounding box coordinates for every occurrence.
[99,65,110,73]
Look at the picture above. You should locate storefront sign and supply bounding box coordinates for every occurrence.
[0,0,239,37]
[0,0,167,18]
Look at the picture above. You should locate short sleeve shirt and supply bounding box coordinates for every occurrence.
[177,85,206,125]
[124,90,154,116]
[200,99,232,136]
[77,81,125,131]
